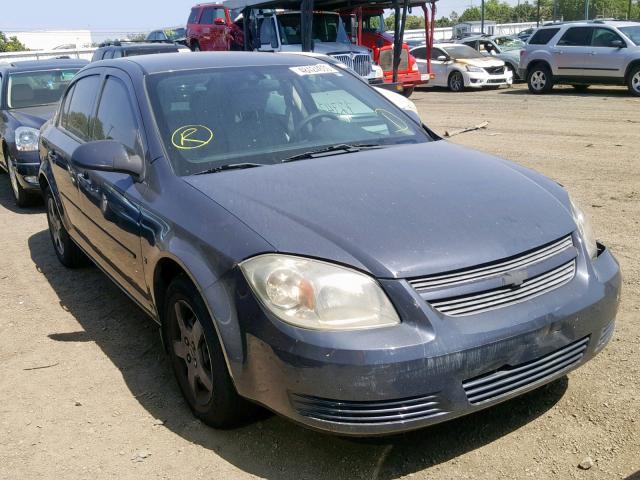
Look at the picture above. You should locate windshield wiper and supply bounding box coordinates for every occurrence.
[193,163,264,175]
[281,143,383,163]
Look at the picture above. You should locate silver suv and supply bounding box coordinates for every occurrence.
[519,21,640,95]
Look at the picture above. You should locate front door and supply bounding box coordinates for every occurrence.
[430,47,450,87]
[74,70,149,308]
[199,6,230,51]
[587,27,628,79]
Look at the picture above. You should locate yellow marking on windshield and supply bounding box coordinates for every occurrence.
[171,125,214,150]
[375,109,409,133]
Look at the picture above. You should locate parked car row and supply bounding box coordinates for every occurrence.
[0,49,620,436]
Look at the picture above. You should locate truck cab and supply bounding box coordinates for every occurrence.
[253,11,380,83]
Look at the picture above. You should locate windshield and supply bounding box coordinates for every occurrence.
[146,64,430,176]
[619,26,640,45]
[278,13,350,44]
[442,45,484,59]
[7,69,80,109]
[493,36,524,51]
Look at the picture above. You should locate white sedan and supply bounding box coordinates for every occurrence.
[410,43,513,92]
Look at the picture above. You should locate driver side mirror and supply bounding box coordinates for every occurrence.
[214,18,226,26]
[375,38,384,49]
[437,55,447,62]
[71,140,143,180]
[610,39,625,48]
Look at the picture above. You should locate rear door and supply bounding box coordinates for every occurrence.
[410,46,429,81]
[44,73,101,229]
[552,27,593,76]
[74,69,149,307]
[588,27,627,79]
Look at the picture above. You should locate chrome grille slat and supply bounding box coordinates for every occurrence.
[463,337,589,405]
[430,260,575,316]
[330,53,372,77]
[410,235,573,290]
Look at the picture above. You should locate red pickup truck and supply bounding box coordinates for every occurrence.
[186,3,243,51]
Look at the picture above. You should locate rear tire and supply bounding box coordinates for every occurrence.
[448,71,465,92]
[627,65,640,97]
[44,187,86,268]
[164,275,256,428]
[402,87,415,98]
[527,64,554,94]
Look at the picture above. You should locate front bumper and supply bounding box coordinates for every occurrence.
[213,244,620,436]
[8,150,41,192]
[383,70,424,88]
[466,69,514,88]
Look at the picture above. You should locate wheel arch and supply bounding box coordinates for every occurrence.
[527,59,552,76]
[624,60,640,83]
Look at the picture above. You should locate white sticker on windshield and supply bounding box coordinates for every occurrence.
[290,64,339,76]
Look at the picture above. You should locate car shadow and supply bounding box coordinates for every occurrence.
[28,228,568,480]
[498,86,631,98]
[0,172,44,215]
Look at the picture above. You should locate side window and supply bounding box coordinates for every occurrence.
[558,27,593,46]
[103,49,114,59]
[529,28,560,45]
[411,47,426,60]
[200,7,223,24]
[63,75,100,141]
[431,48,446,60]
[259,17,275,45]
[113,49,123,58]
[93,77,140,155]
[592,28,623,47]
[59,84,75,127]
[188,8,199,24]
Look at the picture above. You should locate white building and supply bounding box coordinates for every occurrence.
[1,29,94,50]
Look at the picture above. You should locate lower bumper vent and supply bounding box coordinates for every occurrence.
[463,336,590,405]
[290,393,447,424]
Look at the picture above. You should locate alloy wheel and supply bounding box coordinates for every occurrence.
[47,196,65,257]
[7,156,20,200]
[171,300,214,406]
[632,71,640,94]
[449,72,463,92]
[530,70,546,91]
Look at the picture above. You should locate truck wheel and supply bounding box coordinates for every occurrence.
[527,64,554,94]
[628,65,640,97]
[192,42,201,52]
[448,71,465,92]
[402,87,415,98]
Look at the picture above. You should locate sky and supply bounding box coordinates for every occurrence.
[0,0,521,32]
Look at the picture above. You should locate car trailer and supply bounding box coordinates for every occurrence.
[226,0,438,93]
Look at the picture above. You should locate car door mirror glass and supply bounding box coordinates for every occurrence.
[610,39,624,48]
[71,140,143,179]
[214,18,225,26]
[437,55,447,62]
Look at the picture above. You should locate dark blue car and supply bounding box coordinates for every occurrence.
[0,59,87,206]
[38,52,621,436]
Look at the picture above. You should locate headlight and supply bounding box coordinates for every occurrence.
[15,126,40,152]
[240,254,400,331]
[372,64,384,79]
[569,195,598,259]
[466,65,485,73]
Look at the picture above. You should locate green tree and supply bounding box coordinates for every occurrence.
[384,14,425,31]
[0,32,27,52]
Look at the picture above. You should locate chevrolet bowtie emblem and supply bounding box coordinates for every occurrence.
[503,270,528,288]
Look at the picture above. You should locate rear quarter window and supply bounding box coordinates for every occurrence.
[529,28,560,45]
[188,8,200,24]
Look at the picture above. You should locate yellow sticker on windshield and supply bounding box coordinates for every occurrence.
[171,125,213,150]
[375,109,409,133]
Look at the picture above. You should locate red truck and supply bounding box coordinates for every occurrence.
[186,3,243,51]
[342,8,423,96]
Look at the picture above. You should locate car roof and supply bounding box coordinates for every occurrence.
[100,42,178,50]
[193,2,225,7]
[87,51,327,75]
[540,20,639,28]
[0,59,88,73]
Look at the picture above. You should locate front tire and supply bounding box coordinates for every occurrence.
[164,276,254,428]
[45,187,86,268]
[402,86,415,98]
[627,65,640,97]
[192,42,201,52]
[527,64,554,94]
[7,154,35,207]
[448,71,465,92]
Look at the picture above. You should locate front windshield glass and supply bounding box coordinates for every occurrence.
[146,64,431,176]
[494,36,525,51]
[442,45,483,59]
[278,13,350,44]
[8,69,80,109]
[619,26,640,45]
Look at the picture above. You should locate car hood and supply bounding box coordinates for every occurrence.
[184,142,575,279]
[312,42,371,55]
[8,104,57,129]
[454,57,505,68]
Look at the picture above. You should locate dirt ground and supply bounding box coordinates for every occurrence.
[0,83,638,480]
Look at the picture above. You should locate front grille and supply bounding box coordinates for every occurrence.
[487,79,505,84]
[463,336,589,405]
[330,53,372,77]
[410,235,573,291]
[485,65,505,75]
[290,392,447,424]
[378,48,409,73]
[430,260,575,316]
